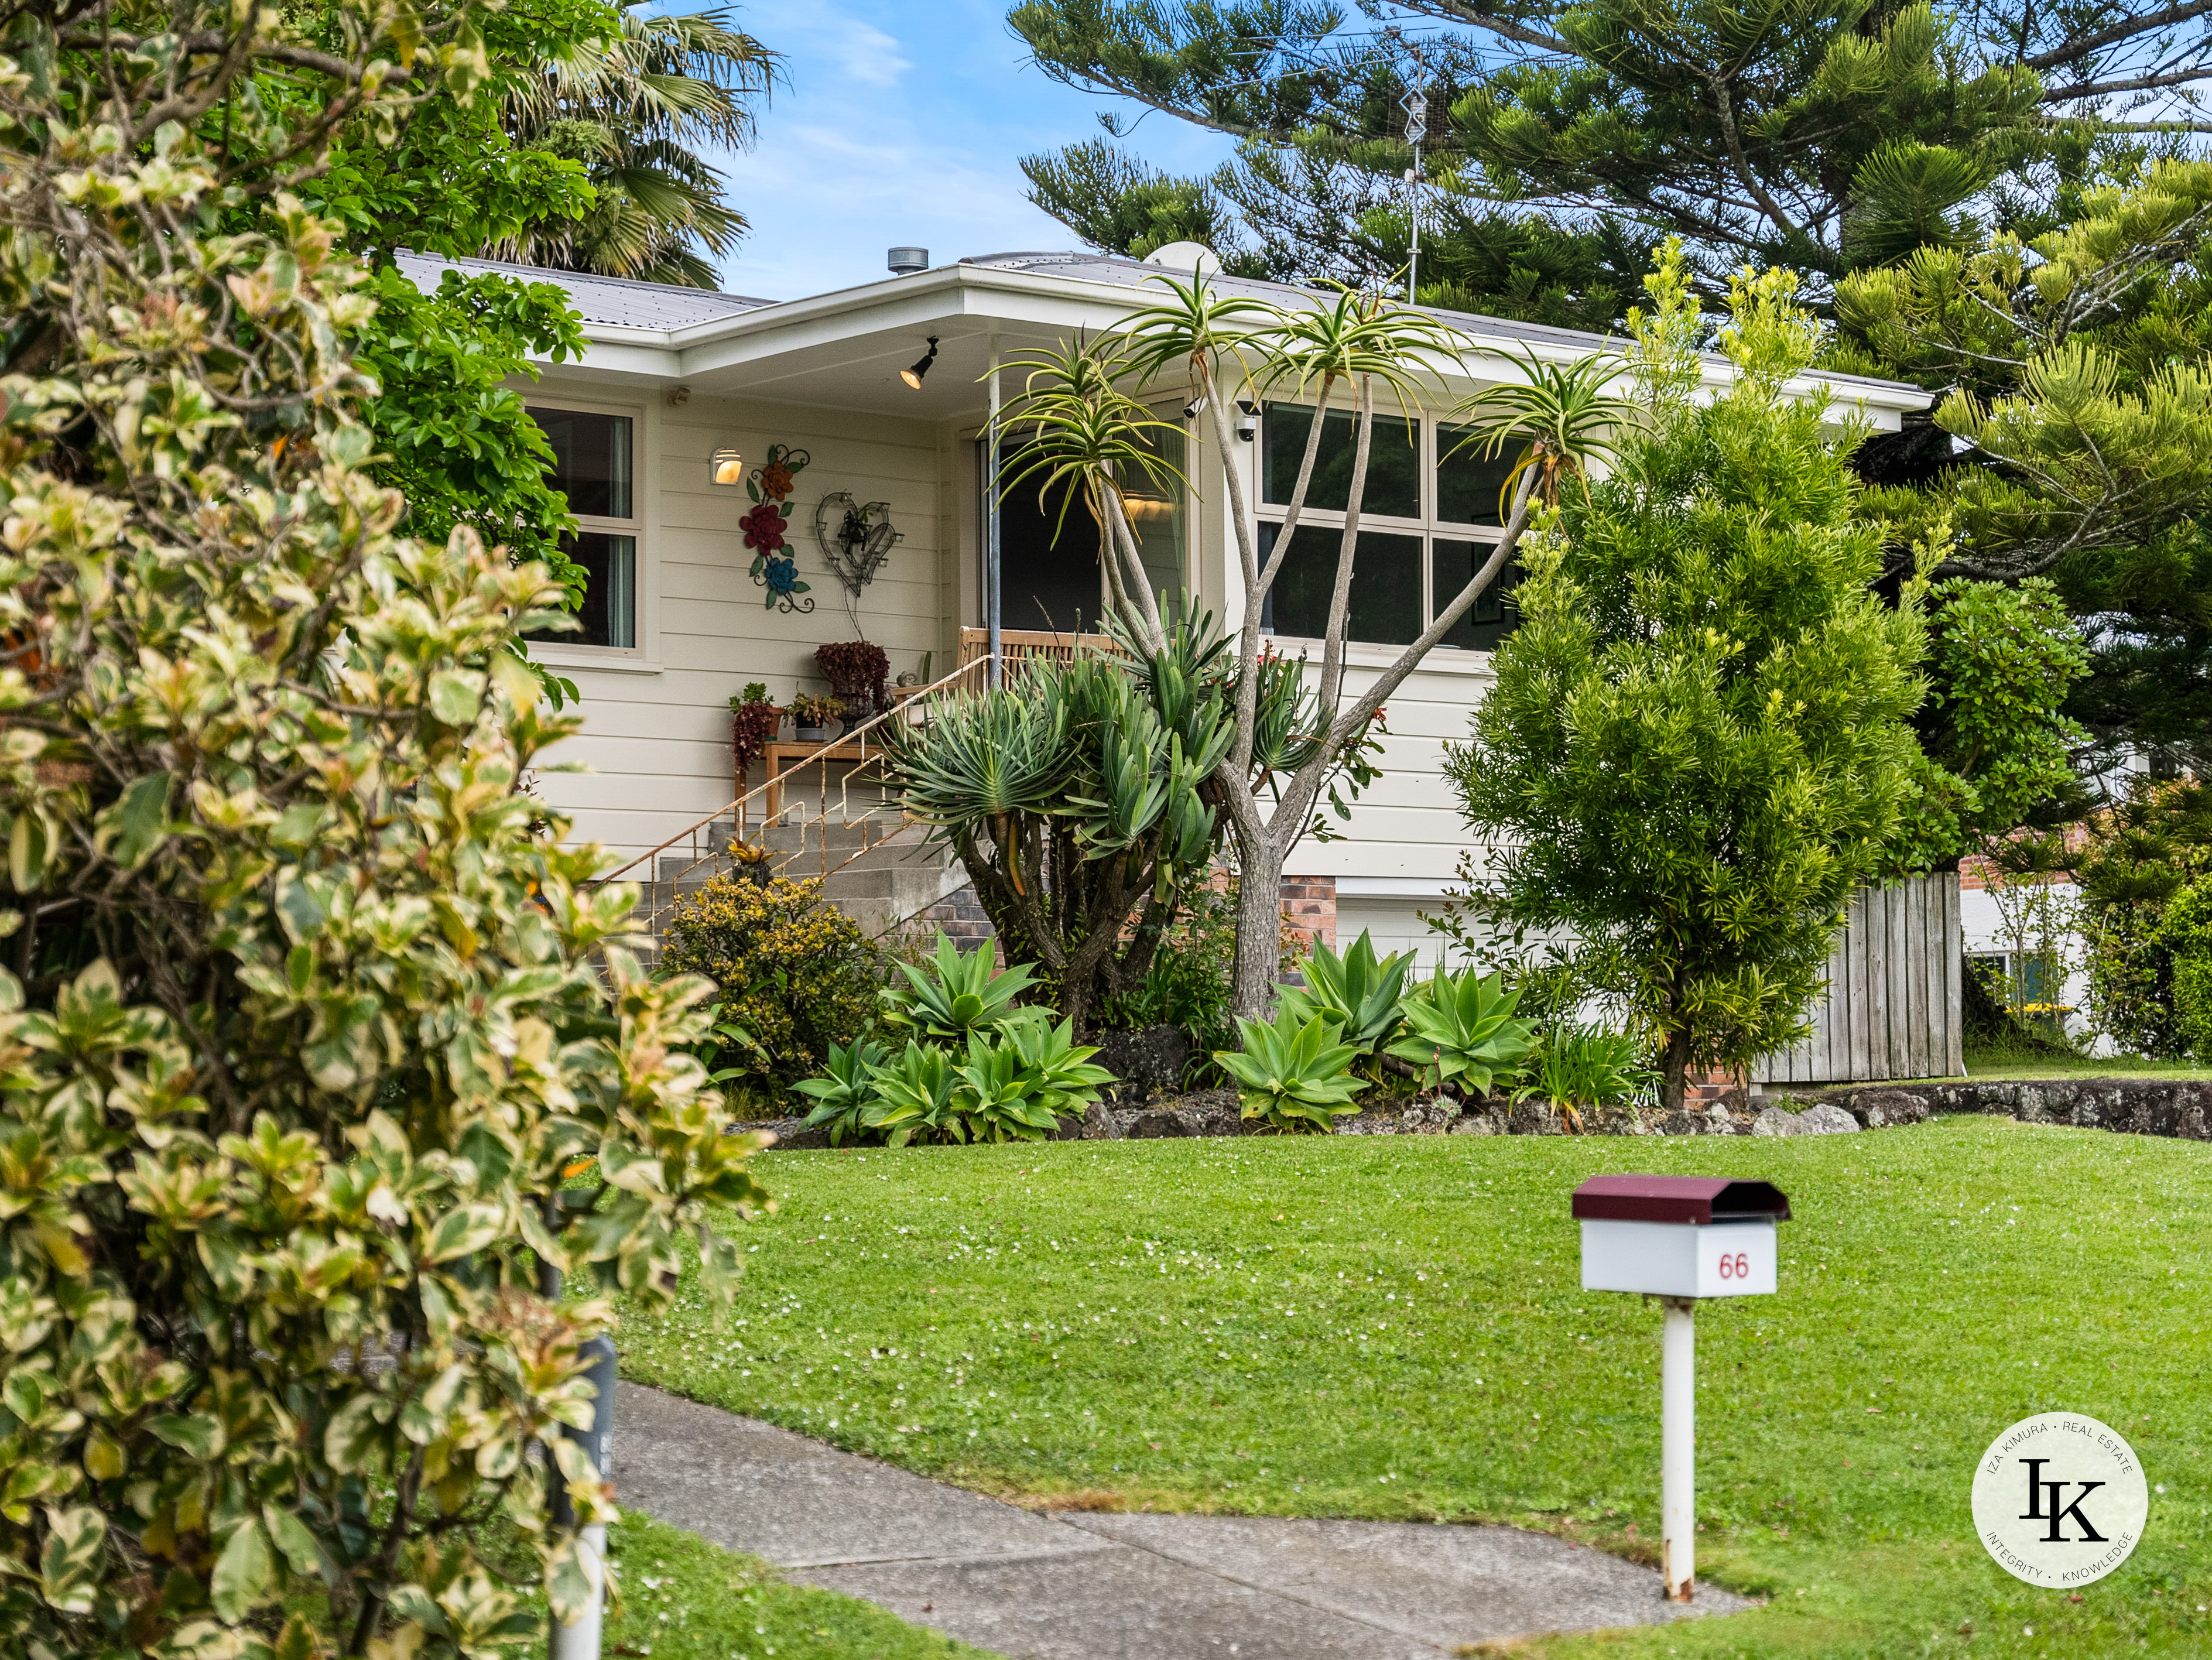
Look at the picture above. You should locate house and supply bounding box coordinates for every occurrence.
[398,245,1938,1069]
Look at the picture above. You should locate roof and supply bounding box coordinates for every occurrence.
[1571,1175,1792,1225]
[391,252,773,332]
[961,250,1925,401]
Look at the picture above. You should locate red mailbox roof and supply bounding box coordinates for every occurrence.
[1571,1175,1790,1225]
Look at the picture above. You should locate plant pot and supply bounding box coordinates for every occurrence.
[796,724,826,742]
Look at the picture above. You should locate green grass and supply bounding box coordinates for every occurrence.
[1950,1049,2212,1082]
[618,1118,2212,1658]
[602,1511,1001,1660]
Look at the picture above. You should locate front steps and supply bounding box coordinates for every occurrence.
[628,813,969,951]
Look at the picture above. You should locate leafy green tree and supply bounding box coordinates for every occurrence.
[1840,159,2212,772]
[1008,0,2190,297]
[0,8,765,1659]
[501,0,782,287]
[2068,779,2212,1053]
[1446,248,1928,1109]
[1886,574,2091,872]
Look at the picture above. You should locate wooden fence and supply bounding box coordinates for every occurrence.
[1756,872,1963,1084]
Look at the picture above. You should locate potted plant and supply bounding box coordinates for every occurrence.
[790,692,845,742]
[815,640,889,721]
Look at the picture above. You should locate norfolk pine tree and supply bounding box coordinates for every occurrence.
[1447,248,1927,1109]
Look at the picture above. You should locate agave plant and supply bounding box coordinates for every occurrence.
[793,1036,886,1146]
[1002,1015,1118,1118]
[948,1031,1064,1144]
[880,934,1040,1039]
[1215,1010,1369,1132]
[1275,930,1415,1065]
[1510,1025,1656,1132]
[861,1041,960,1146]
[1388,968,1538,1095]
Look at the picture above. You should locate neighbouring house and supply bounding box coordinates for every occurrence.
[399,244,1946,1083]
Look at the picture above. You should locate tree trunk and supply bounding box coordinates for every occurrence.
[1230,838,1288,1024]
[1660,1027,1694,1114]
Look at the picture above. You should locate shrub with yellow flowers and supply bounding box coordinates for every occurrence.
[662,875,884,1105]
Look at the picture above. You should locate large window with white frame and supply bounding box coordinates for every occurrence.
[1255,403,1523,651]
[526,403,639,650]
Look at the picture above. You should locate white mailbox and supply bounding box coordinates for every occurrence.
[1574,1175,1788,1298]
[1570,1174,1792,1607]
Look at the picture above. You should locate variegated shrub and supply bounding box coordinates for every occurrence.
[0,5,766,1659]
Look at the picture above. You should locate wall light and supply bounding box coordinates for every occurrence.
[900,337,940,391]
[708,446,745,486]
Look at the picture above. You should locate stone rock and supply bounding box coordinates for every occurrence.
[1749,1105,1806,1137]
[1090,1024,1193,1100]
[1448,1111,1499,1135]
[1505,1101,1564,1135]
[1121,1089,1244,1138]
[1799,1100,1861,1134]
[746,1115,831,1150]
[1847,1089,1930,1129]
[1076,1099,1124,1140]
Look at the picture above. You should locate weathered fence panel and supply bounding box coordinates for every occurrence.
[1756,873,1962,1084]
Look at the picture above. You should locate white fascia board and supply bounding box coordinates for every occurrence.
[659,264,1142,380]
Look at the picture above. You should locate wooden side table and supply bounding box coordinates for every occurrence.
[761,738,883,824]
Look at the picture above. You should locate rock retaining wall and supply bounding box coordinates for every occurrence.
[749,1076,2212,1150]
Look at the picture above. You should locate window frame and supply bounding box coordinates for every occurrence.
[1254,402,1517,653]
[525,395,647,659]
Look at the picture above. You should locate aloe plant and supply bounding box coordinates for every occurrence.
[1276,930,1414,1064]
[1387,968,1537,1094]
[792,1036,886,1146]
[1215,1010,1369,1132]
[1511,1026,1656,1132]
[861,1041,960,1146]
[880,934,1039,1039]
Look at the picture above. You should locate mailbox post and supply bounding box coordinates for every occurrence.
[1571,1175,1791,1604]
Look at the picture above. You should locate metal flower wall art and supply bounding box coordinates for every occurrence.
[744,442,814,612]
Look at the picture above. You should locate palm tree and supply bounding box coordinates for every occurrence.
[498,1,779,288]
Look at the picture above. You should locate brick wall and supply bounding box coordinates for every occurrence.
[1278,874,1338,953]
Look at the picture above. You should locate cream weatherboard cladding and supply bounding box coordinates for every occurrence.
[410,247,1939,1081]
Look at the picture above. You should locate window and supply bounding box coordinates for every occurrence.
[1256,404,1523,651]
[989,420,1186,635]
[527,405,638,649]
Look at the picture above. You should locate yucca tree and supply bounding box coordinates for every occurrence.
[1450,343,1638,511]
[499,1,779,286]
[1098,273,1595,1020]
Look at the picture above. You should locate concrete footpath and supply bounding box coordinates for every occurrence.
[614,1384,1748,1659]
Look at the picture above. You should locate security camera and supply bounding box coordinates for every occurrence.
[1235,401,1259,441]
[1183,395,1208,420]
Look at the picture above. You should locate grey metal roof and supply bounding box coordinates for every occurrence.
[960,249,1928,398]
[391,252,773,331]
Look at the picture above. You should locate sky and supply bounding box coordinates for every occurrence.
[710,0,1237,302]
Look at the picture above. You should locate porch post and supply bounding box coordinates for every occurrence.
[986,333,1002,690]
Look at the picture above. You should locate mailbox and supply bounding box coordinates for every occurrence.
[1570,1174,1792,1607]
[1573,1175,1790,1298]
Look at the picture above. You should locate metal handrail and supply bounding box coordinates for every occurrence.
[594,656,985,887]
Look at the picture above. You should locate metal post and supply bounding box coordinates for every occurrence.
[986,334,1003,690]
[549,1334,617,1660]
[1660,1297,1696,1602]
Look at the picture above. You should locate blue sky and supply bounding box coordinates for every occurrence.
[711,0,1237,301]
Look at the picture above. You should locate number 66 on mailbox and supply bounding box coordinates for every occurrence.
[1570,1175,1792,1607]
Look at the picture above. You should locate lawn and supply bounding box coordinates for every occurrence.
[598,1511,1002,1660]
[1948,1048,2212,1083]
[617,1117,2212,1658]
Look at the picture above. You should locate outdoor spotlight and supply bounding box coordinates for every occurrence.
[899,336,940,391]
[1235,400,1259,441]
[1183,395,1208,420]
[708,446,744,487]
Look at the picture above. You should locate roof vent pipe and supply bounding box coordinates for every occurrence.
[888,247,929,276]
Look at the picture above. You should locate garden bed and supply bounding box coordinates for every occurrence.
[755,1073,2212,1150]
